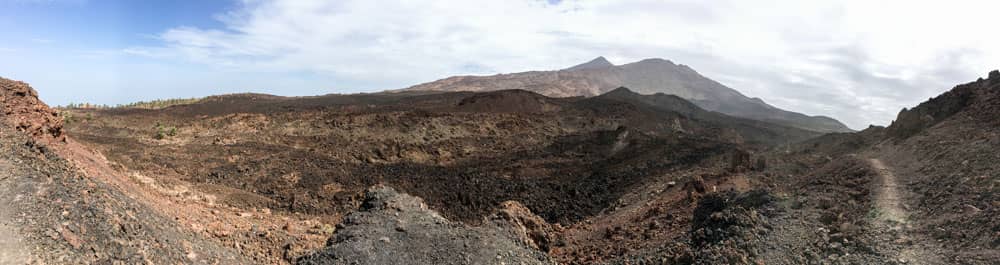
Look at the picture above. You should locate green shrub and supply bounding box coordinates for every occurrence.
[61,111,75,124]
[154,122,179,140]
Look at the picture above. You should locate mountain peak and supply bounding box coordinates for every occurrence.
[607,86,636,94]
[566,56,614,71]
[635,58,675,65]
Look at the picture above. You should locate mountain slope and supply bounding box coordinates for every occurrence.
[875,70,1000,263]
[405,57,852,133]
[590,87,820,146]
[772,70,1000,264]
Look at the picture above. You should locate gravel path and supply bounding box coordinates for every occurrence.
[0,160,32,264]
[868,158,943,265]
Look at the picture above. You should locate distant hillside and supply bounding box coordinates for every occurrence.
[405,57,852,133]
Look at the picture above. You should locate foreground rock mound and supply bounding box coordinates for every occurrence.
[689,190,774,265]
[297,186,554,265]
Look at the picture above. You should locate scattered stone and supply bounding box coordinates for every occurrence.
[57,226,82,249]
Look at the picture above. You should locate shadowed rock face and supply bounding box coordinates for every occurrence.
[296,186,554,265]
[405,57,853,133]
[886,70,1000,139]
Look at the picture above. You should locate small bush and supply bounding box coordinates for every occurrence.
[154,122,178,140]
[61,111,75,124]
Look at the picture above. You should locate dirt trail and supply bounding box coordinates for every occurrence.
[869,159,908,225]
[868,158,942,265]
[0,160,31,264]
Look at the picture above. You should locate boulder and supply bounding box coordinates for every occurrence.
[296,186,554,265]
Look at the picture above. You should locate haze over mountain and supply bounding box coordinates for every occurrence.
[406,57,852,133]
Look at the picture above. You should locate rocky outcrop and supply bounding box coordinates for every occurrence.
[886,86,973,139]
[0,77,65,143]
[886,70,1000,139]
[690,190,774,265]
[296,186,554,265]
[487,201,562,253]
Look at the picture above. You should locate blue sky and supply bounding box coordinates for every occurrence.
[0,0,341,107]
[0,0,225,104]
[0,1,226,47]
[0,0,997,129]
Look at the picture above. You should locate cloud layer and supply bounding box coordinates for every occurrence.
[130,0,1000,129]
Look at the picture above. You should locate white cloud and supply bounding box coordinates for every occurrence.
[130,0,1000,129]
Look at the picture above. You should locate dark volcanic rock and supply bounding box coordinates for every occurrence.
[456,89,562,113]
[296,186,554,265]
[689,190,774,265]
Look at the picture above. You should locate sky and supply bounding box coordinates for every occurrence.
[1,0,997,129]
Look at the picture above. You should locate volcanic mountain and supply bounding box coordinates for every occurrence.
[405,57,852,133]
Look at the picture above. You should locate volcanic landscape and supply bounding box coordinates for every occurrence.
[1,58,998,264]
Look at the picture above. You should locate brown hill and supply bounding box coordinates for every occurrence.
[405,57,852,133]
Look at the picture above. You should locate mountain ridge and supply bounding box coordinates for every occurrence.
[405,57,853,133]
